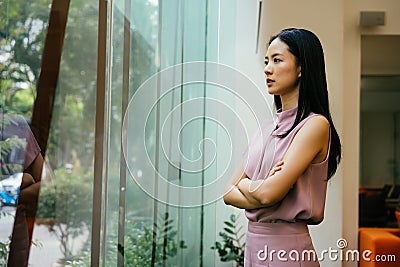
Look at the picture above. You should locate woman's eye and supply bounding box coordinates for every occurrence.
[264,61,269,66]
[274,58,281,63]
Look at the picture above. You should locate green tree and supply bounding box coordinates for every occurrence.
[1,2,50,263]
[0,0,98,172]
[36,169,93,260]
[45,0,98,171]
[0,0,51,120]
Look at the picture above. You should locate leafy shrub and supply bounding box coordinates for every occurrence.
[211,214,245,266]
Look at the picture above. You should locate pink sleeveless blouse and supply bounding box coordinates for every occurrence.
[244,106,329,224]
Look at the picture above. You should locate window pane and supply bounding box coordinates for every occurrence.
[31,0,98,265]
[105,1,241,266]
[1,0,52,265]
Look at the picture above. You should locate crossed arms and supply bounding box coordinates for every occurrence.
[223,116,330,209]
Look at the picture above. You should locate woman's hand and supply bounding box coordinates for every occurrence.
[224,161,286,209]
[223,163,264,209]
[237,178,251,192]
[268,160,284,176]
[247,115,330,206]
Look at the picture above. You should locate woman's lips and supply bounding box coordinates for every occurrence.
[266,78,275,87]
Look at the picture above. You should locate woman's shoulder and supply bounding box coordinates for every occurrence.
[296,114,330,143]
[305,113,329,127]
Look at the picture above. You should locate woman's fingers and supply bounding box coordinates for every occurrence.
[275,161,284,167]
[269,161,284,176]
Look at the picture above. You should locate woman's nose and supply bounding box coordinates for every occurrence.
[264,63,272,75]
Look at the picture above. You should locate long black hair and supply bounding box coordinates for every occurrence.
[269,28,341,179]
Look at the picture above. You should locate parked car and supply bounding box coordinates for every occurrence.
[0,172,22,208]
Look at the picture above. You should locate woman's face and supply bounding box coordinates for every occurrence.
[264,38,301,97]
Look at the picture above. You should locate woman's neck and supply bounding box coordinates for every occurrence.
[280,92,299,111]
[281,102,297,111]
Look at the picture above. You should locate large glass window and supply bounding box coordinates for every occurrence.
[103,1,234,266]
[1,0,52,265]
[97,0,265,266]
[1,0,99,265]
[2,0,265,265]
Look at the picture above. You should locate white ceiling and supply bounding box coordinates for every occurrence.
[361,35,400,112]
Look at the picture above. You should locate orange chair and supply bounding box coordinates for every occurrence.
[358,228,400,267]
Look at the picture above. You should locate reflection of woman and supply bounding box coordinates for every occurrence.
[0,113,44,266]
[224,28,341,266]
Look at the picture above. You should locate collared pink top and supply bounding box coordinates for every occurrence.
[244,106,329,224]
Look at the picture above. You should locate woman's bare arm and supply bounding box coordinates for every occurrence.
[24,153,44,183]
[223,162,262,209]
[237,116,329,206]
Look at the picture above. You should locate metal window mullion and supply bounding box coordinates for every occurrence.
[178,0,184,264]
[100,1,115,266]
[199,1,210,266]
[117,0,131,265]
[151,1,164,266]
[91,0,109,266]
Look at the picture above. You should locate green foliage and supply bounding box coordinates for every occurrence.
[0,135,25,176]
[124,212,187,267]
[0,0,52,79]
[36,168,93,259]
[0,236,10,267]
[1,0,98,172]
[10,88,35,119]
[0,211,42,265]
[211,214,245,267]
[45,0,98,172]
[36,168,93,225]
[0,0,51,119]
[0,112,27,176]
[0,112,27,264]
[63,212,186,267]
[64,249,91,267]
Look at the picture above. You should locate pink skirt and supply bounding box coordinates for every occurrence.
[244,221,320,267]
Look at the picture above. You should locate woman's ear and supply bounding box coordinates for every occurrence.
[297,66,301,78]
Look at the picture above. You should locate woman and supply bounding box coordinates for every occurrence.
[223,28,341,266]
[1,112,44,266]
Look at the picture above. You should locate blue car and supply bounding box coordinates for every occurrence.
[0,173,22,208]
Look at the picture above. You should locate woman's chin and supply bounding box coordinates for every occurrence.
[267,88,277,95]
